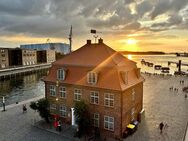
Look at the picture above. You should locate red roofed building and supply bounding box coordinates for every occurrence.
[44,38,144,138]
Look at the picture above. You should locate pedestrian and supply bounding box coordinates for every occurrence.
[185,94,187,99]
[159,122,164,134]
[23,104,27,113]
[57,120,61,132]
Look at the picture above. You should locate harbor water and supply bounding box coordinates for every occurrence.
[126,54,188,74]
[0,71,47,107]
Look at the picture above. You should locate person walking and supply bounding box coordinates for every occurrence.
[185,94,187,99]
[57,120,62,132]
[23,104,27,113]
[159,122,164,134]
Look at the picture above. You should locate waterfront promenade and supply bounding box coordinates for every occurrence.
[0,74,188,141]
[0,63,51,78]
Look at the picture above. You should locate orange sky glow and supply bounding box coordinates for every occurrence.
[0,0,187,53]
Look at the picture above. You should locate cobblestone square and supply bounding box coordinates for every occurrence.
[0,74,188,141]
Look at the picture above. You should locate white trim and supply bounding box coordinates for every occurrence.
[90,91,99,104]
[104,116,114,131]
[104,93,114,107]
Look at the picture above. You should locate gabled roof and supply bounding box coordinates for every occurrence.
[45,39,144,91]
[53,39,136,68]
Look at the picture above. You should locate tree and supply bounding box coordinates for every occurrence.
[30,98,50,123]
[74,100,90,136]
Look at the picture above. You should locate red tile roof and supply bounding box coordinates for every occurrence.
[44,39,144,91]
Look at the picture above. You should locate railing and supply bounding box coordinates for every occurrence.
[0,63,51,78]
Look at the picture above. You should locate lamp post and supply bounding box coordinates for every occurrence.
[2,96,5,112]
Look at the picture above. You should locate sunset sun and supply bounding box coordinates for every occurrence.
[127,38,137,45]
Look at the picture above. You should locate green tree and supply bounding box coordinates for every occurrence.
[30,98,50,123]
[74,100,90,136]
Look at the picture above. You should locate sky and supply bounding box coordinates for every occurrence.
[0,0,188,52]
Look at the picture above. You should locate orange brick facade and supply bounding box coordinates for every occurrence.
[45,81,143,138]
[44,39,144,139]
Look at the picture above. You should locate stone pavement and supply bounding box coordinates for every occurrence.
[0,74,188,141]
[0,96,72,141]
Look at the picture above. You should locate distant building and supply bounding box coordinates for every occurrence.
[44,39,144,139]
[8,48,37,66]
[20,43,70,54]
[37,50,56,64]
[0,48,9,69]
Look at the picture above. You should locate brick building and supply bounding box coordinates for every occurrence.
[36,50,56,64]
[8,48,37,66]
[44,39,144,138]
[0,48,9,69]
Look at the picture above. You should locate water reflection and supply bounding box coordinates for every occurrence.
[0,71,47,107]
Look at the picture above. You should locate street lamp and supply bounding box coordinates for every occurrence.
[2,96,5,112]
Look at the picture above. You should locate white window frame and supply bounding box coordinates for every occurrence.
[57,69,65,80]
[59,86,66,98]
[132,88,135,101]
[74,89,82,101]
[90,91,99,104]
[50,104,57,110]
[93,113,100,127]
[50,85,56,96]
[104,116,114,131]
[60,105,67,117]
[104,93,114,107]
[87,72,97,84]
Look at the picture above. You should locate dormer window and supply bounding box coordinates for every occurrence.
[57,69,66,80]
[87,71,97,84]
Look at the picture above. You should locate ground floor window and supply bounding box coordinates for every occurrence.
[93,113,99,127]
[104,116,114,131]
[60,105,67,117]
[50,104,57,110]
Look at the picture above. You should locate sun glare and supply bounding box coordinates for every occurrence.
[127,38,137,45]
[127,54,132,60]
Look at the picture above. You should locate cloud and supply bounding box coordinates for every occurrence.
[0,0,187,47]
[149,0,188,19]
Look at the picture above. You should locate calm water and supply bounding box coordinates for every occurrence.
[125,54,188,74]
[0,71,47,107]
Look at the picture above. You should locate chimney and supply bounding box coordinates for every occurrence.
[98,38,103,44]
[87,40,91,44]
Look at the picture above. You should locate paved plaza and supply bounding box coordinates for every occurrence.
[0,74,188,141]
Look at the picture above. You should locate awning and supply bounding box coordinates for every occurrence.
[127,124,135,129]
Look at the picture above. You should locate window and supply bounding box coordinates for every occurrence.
[104,93,114,107]
[93,113,99,127]
[131,108,135,121]
[87,72,97,84]
[74,89,82,101]
[50,85,56,96]
[57,69,65,80]
[59,87,66,98]
[90,91,99,104]
[132,88,135,101]
[60,105,67,117]
[50,104,57,110]
[0,49,5,53]
[104,116,114,131]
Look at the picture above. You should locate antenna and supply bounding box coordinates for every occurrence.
[69,25,72,52]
